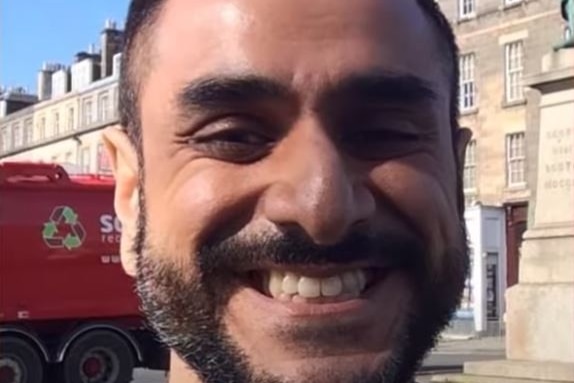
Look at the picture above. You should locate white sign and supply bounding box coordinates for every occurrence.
[100,214,121,243]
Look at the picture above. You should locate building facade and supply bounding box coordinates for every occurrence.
[0,77,119,174]
[0,20,123,175]
[437,0,564,291]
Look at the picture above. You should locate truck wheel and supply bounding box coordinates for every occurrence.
[62,330,135,383]
[0,336,44,383]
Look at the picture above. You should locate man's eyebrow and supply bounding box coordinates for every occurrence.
[175,71,438,115]
[326,71,439,106]
[176,74,292,111]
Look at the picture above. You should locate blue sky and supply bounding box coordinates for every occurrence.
[1,0,130,93]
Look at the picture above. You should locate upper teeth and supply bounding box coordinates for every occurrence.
[266,269,368,300]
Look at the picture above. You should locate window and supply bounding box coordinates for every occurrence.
[80,146,91,173]
[38,117,46,141]
[68,107,75,131]
[65,151,74,164]
[97,143,112,174]
[505,41,524,103]
[53,111,60,136]
[459,54,476,111]
[506,132,526,186]
[99,92,110,121]
[459,0,476,18]
[112,86,119,119]
[464,140,477,190]
[82,98,93,126]
[1,127,9,152]
[24,119,33,145]
[13,123,22,147]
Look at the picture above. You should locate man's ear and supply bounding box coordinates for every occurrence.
[455,127,473,171]
[101,126,139,277]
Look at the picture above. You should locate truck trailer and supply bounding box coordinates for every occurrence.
[0,162,168,383]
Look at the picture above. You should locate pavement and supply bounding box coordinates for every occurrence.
[131,336,506,383]
[417,336,506,383]
[133,369,168,383]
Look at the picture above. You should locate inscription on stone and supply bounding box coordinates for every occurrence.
[543,127,573,191]
[534,102,574,227]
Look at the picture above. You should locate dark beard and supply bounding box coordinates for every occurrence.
[133,194,469,383]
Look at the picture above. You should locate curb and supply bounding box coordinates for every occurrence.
[417,365,463,376]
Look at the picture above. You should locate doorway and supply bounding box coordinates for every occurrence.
[504,202,528,288]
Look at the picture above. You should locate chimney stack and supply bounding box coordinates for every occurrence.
[37,62,64,101]
[101,19,124,78]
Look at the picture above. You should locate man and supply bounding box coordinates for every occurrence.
[102,0,472,382]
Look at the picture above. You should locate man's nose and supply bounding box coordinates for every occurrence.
[261,127,376,245]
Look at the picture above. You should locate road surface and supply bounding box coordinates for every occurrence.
[133,369,167,383]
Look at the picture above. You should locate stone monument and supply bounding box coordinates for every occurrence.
[432,4,574,383]
[556,0,574,49]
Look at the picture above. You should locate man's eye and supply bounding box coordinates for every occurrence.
[343,128,424,160]
[188,122,274,163]
[204,130,271,145]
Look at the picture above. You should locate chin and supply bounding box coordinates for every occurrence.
[256,351,395,383]
[220,271,415,383]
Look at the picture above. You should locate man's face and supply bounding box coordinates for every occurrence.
[107,0,470,382]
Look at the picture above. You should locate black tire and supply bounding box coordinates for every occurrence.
[0,336,44,383]
[61,330,135,383]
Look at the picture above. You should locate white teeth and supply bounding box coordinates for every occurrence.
[282,273,299,295]
[321,276,343,297]
[267,269,368,300]
[298,277,321,298]
[269,271,284,297]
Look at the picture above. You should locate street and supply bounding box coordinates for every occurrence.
[131,336,506,383]
[133,369,168,383]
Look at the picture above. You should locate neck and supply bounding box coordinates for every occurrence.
[168,351,202,383]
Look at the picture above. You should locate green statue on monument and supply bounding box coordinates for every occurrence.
[556,0,574,49]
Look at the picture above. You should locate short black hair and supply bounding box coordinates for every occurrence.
[119,0,460,145]
[118,0,164,145]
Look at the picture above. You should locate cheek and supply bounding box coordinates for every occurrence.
[370,158,459,259]
[144,164,260,262]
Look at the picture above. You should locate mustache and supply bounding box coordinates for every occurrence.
[197,228,427,275]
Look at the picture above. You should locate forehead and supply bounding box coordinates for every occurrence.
[143,0,447,105]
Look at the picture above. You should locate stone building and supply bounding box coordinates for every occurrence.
[0,19,123,175]
[437,0,565,292]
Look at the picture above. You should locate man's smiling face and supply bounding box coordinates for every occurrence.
[104,0,472,382]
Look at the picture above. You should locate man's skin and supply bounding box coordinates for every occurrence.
[103,0,472,382]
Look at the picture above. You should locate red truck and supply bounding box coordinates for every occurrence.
[0,162,169,383]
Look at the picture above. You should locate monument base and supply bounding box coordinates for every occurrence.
[429,282,574,383]
[506,282,574,363]
[430,234,574,383]
[505,230,574,363]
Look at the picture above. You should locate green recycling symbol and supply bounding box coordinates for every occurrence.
[42,206,86,250]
